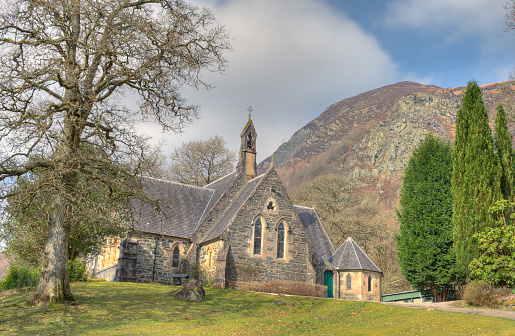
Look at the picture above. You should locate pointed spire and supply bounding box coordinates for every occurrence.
[238,110,257,180]
[247,106,253,121]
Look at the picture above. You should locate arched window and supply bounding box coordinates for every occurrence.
[253,218,262,255]
[368,276,372,292]
[277,222,285,259]
[172,246,180,268]
[207,247,213,267]
[347,273,352,290]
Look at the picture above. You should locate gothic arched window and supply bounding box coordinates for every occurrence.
[253,218,262,255]
[172,246,180,268]
[347,273,352,290]
[368,276,372,292]
[277,222,285,259]
[207,247,213,267]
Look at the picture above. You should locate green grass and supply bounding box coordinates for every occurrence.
[1,281,514,335]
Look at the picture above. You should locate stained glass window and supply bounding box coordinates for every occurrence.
[277,222,285,259]
[254,218,262,255]
[172,246,180,268]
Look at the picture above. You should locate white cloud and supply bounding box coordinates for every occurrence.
[385,0,508,48]
[154,0,397,161]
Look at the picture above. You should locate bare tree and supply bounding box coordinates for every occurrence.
[292,175,411,294]
[292,174,358,244]
[0,0,229,304]
[168,135,236,186]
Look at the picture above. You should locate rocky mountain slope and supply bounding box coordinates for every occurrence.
[260,80,514,293]
[260,80,513,204]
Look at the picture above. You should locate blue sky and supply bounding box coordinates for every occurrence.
[138,0,515,162]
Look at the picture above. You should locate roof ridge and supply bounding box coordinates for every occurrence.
[201,171,268,243]
[350,238,363,270]
[333,238,347,267]
[204,171,236,188]
[351,238,382,273]
[141,175,215,192]
[293,204,313,209]
[218,173,266,230]
[194,173,241,237]
[192,189,216,236]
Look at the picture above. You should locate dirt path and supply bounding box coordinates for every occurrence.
[382,301,515,321]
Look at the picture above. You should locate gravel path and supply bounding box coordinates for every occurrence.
[381,301,515,321]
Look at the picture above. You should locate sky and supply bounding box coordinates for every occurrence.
[137,0,515,163]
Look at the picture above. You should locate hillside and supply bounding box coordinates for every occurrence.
[258,80,515,293]
[260,81,513,196]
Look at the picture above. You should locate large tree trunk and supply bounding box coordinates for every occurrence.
[31,193,73,305]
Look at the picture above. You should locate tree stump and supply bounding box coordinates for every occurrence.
[174,279,205,302]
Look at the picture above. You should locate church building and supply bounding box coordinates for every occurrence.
[89,118,382,301]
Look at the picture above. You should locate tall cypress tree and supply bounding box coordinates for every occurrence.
[494,105,515,200]
[452,81,502,275]
[397,134,457,302]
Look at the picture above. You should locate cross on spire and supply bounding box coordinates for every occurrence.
[247,106,253,120]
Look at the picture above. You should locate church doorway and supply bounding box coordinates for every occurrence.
[324,271,333,298]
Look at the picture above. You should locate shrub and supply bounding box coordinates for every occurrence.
[237,280,327,298]
[68,259,88,282]
[0,264,40,290]
[188,262,211,285]
[463,280,510,307]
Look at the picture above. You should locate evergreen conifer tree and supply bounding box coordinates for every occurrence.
[397,134,457,302]
[452,81,502,275]
[494,105,515,200]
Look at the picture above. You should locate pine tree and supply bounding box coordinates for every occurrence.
[494,105,515,200]
[397,134,457,302]
[452,81,502,275]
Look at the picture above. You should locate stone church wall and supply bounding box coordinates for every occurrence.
[118,231,191,284]
[310,252,327,285]
[225,170,314,285]
[199,240,222,280]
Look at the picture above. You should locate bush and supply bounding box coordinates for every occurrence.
[188,262,211,285]
[0,265,40,290]
[237,280,327,298]
[463,280,510,307]
[68,259,88,282]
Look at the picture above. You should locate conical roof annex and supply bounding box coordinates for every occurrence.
[329,237,381,273]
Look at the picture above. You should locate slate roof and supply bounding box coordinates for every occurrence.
[329,237,381,273]
[294,205,334,261]
[202,173,265,243]
[202,172,237,219]
[131,177,214,239]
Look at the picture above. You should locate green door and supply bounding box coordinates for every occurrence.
[324,271,333,298]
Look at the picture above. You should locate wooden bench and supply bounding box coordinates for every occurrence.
[170,273,188,285]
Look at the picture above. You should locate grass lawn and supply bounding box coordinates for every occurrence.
[0,281,514,335]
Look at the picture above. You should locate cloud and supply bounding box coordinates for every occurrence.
[155,0,398,161]
[384,0,508,49]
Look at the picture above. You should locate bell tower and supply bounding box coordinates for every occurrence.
[238,107,257,180]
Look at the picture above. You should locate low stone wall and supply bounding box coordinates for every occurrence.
[92,264,117,281]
